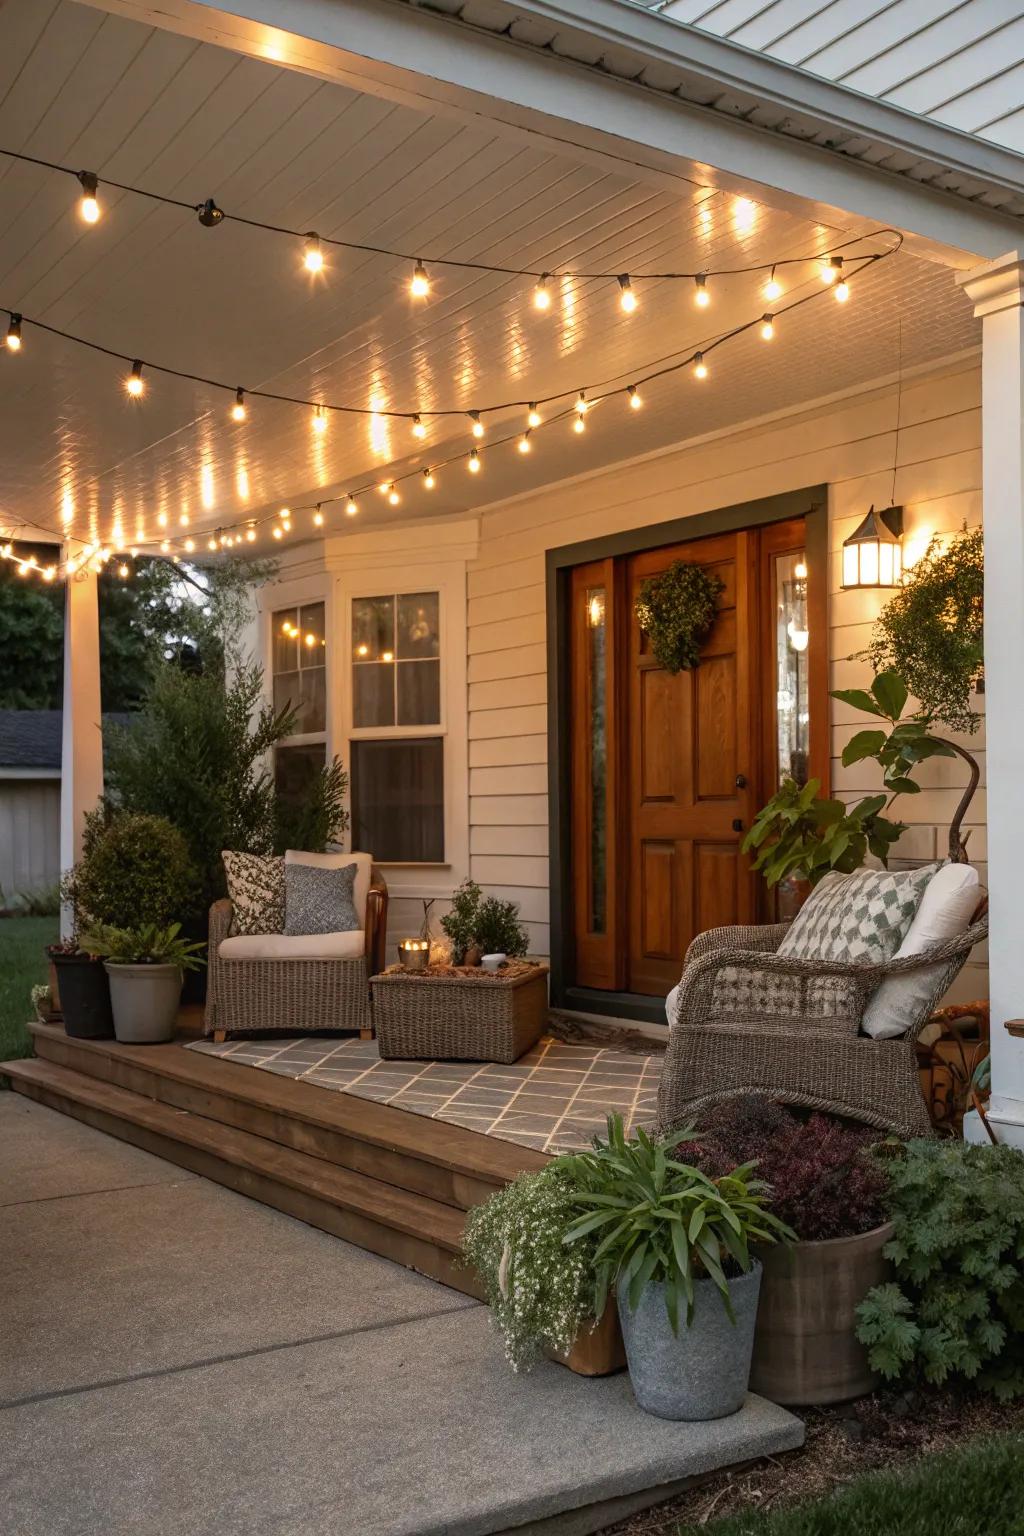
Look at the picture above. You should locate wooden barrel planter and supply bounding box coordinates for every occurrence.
[750,1222,893,1406]
[548,1305,627,1377]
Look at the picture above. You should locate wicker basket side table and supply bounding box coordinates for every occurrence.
[370,963,549,1062]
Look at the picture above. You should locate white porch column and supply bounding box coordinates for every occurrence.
[59,561,103,938]
[959,252,1024,1144]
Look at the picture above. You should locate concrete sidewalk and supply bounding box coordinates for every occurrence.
[1,1095,803,1536]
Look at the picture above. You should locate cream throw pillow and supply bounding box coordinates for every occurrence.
[861,863,981,1040]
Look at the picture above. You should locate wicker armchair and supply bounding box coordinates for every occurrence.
[657,914,988,1139]
[204,869,389,1041]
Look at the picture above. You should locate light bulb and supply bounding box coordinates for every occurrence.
[835,279,850,303]
[388,486,400,506]
[125,359,144,397]
[246,528,256,542]
[278,506,290,520]
[693,352,708,380]
[412,414,426,439]
[795,561,808,580]
[281,517,291,532]
[410,260,429,297]
[78,172,100,224]
[272,527,282,540]
[821,256,842,285]
[763,266,782,302]
[760,314,775,341]
[157,512,168,528]
[422,469,435,489]
[527,404,541,429]
[313,507,324,527]
[158,541,170,555]
[468,448,481,473]
[576,392,588,417]
[312,406,327,434]
[5,313,22,351]
[208,537,219,551]
[305,633,317,649]
[303,233,324,273]
[118,562,129,578]
[694,273,710,308]
[533,273,552,311]
[231,388,246,422]
[618,275,637,313]
[573,415,586,434]
[628,385,642,410]
[43,566,56,582]
[469,410,485,439]
[184,537,195,552]
[518,432,532,453]
[345,496,358,516]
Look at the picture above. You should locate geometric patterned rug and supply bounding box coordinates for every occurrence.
[187,1028,664,1155]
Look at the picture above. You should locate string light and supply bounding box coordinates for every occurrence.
[77,171,100,224]
[527,404,542,429]
[693,352,708,380]
[345,496,358,516]
[312,405,327,434]
[422,469,435,489]
[618,275,637,313]
[763,265,782,302]
[278,506,290,520]
[42,565,56,582]
[313,505,324,527]
[468,448,481,473]
[469,411,485,439]
[760,314,775,341]
[388,485,401,506]
[410,260,429,297]
[533,274,552,311]
[822,256,843,286]
[576,391,588,418]
[231,387,246,422]
[272,526,282,540]
[412,414,426,439]
[518,431,532,453]
[835,277,850,304]
[118,562,130,578]
[303,233,324,273]
[5,313,21,351]
[184,537,195,552]
[246,527,257,542]
[628,384,642,409]
[125,359,144,397]
[694,274,710,308]
[573,414,586,435]
[208,536,219,551]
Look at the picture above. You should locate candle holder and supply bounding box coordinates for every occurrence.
[398,939,430,973]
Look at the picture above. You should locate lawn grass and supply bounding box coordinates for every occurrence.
[681,1430,1024,1536]
[0,915,56,1065]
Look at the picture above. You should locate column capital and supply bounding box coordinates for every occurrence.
[957,249,1024,318]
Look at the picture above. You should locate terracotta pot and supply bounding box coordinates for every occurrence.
[750,1222,893,1406]
[547,1305,627,1377]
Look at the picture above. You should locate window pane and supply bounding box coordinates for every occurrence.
[273,608,299,674]
[397,593,439,659]
[275,742,326,806]
[774,552,810,785]
[351,738,444,863]
[274,668,325,734]
[354,662,395,728]
[397,659,440,726]
[352,596,394,661]
[299,602,325,650]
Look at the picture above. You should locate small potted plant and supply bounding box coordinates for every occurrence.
[688,1097,892,1406]
[441,878,530,966]
[563,1117,792,1420]
[78,922,206,1043]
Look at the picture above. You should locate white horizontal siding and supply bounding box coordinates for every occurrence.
[0,780,60,901]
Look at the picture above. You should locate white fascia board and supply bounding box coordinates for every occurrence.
[90,0,1024,266]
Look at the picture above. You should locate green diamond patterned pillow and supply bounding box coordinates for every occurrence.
[777,865,936,966]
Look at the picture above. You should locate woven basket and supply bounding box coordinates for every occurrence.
[371,964,549,1062]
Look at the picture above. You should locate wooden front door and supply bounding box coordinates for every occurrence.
[626,532,759,996]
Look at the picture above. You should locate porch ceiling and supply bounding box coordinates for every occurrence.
[0,0,980,557]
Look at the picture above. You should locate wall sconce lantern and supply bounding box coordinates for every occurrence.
[841,505,904,589]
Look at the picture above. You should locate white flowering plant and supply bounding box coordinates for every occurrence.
[462,1163,599,1372]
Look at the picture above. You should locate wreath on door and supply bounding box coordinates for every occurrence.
[634,560,724,673]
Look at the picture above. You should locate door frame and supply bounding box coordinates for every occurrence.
[546,485,829,1022]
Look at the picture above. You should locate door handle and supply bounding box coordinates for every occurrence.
[732,818,744,832]
[735,774,747,789]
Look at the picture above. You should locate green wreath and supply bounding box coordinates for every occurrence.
[634,560,724,673]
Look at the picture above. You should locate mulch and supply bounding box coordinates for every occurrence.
[600,1389,1024,1533]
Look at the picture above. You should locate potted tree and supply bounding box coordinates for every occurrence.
[563,1117,792,1420]
[78,922,206,1043]
[688,1097,892,1406]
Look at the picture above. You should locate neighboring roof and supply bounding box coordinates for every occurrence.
[419,0,1024,220]
[0,711,133,772]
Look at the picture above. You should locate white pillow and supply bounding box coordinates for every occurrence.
[665,983,680,1027]
[284,849,373,927]
[861,863,981,1040]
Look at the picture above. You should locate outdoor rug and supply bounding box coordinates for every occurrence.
[188,1018,664,1154]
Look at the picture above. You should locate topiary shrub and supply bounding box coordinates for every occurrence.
[856,1139,1024,1399]
[67,810,198,931]
[687,1095,889,1242]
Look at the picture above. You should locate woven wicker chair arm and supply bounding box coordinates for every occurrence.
[878,916,988,975]
[209,899,233,949]
[683,922,789,969]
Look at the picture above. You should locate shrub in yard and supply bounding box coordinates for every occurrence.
[687,1095,890,1242]
[67,810,198,932]
[856,1139,1024,1399]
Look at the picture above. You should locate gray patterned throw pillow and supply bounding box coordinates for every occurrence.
[284,861,360,937]
[777,865,936,966]
[222,851,285,935]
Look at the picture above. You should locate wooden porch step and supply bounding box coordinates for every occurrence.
[2,1055,482,1300]
[28,1021,547,1211]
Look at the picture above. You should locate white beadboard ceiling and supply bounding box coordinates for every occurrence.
[0,0,979,557]
[644,0,1024,154]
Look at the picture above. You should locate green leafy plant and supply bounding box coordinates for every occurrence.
[78,921,207,971]
[64,810,198,931]
[562,1116,793,1333]
[743,776,904,888]
[634,560,725,673]
[441,878,483,963]
[440,879,530,961]
[860,527,983,735]
[462,1164,599,1371]
[856,1139,1024,1399]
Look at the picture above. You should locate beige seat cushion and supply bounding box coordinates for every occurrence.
[284,849,373,925]
[218,929,366,962]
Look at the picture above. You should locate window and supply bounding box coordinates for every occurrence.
[273,601,326,734]
[350,591,444,863]
[772,551,810,786]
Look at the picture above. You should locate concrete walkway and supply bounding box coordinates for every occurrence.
[1,1096,804,1535]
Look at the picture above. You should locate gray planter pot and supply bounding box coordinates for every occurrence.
[617,1264,762,1421]
[104,962,182,1044]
